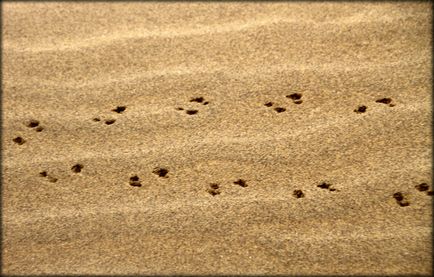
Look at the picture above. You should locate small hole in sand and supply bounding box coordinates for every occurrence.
[186,110,198,115]
[264,102,273,107]
[152,167,168,178]
[27,119,40,128]
[39,171,48,177]
[13,137,25,145]
[354,106,367,113]
[393,192,404,202]
[286,93,302,100]
[93,117,101,122]
[376,98,392,104]
[35,126,44,132]
[274,107,286,113]
[71,164,83,173]
[112,106,126,113]
[317,182,331,189]
[129,175,141,187]
[233,179,247,187]
[105,119,116,125]
[293,189,305,198]
[210,183,220,190]
[415,183,429,192]
[190,97,204,103]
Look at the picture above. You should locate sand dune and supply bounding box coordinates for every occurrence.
[2,2,432,275]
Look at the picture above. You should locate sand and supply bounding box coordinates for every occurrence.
[2,2,432,275]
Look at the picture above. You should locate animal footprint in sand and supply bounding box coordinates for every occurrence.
[39,171,58,183]
[393,192,410,207]
[129,175,142,187]
[317,182,337,192]
[152,167,169,178]
[207,183,221,196]
[286,93,303,104]
[177,96,209,115]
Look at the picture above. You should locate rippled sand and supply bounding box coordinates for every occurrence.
[2,2,432,275]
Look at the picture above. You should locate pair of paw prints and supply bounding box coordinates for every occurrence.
[93,105,127,125]
[354,97,395,114]
[207,178,248,196]
[12,119,44,146]
[264,93,303,113]
[39,163,84,183]
[176,96,209,115]
[292,182,338,199]
[128,167,169,187]
[392,182,432,207]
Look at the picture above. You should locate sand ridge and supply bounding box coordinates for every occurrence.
[2,2,432,275]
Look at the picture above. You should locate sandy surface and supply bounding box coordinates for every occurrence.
[2,2,432,275]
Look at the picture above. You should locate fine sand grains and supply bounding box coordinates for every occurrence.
[2,2,432,276]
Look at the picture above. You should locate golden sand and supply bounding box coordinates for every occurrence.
[2,2,432,274]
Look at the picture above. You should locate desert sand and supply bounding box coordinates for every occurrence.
[2,2,432,275]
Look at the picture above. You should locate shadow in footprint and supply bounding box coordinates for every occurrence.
[71,164,83,173]
[105,119,116,125]
[274,107,286,113]
[13,137,25,145]
[234,179,247,187]
[207,183,221,196]
[293,189,305,198]
[26,119,40,128]
[129,175,142,187]
[186,110,198,115]
[354,106,367,113]
[153,167,169,178]
[112,106,126,113]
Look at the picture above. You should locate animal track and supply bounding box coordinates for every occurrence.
[393,192,410,207]
[274,107,286,113]
[190,97,204,103]
[207,183,221,196]
[415,183,429,191]
[376,98,392,105]
[152,167,168,178]
[186,110,198,115]
[26,119,40,128]
[71,164,83,173]
[317,182,337,191]
[105,119,116,125]
[415,183,433,196]
[375,98,395,107]
[129,175,142,187]
[112,106,126,113]
[233,179,247,187]
[286,93,303,104]
[177,96,209,115]
[293,189,305,198]
[264,102,273,107]
[39,170,58,182]
[13,136,25,145]
[354,105,367,113]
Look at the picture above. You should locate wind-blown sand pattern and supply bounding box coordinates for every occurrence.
[2,2,432,275]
